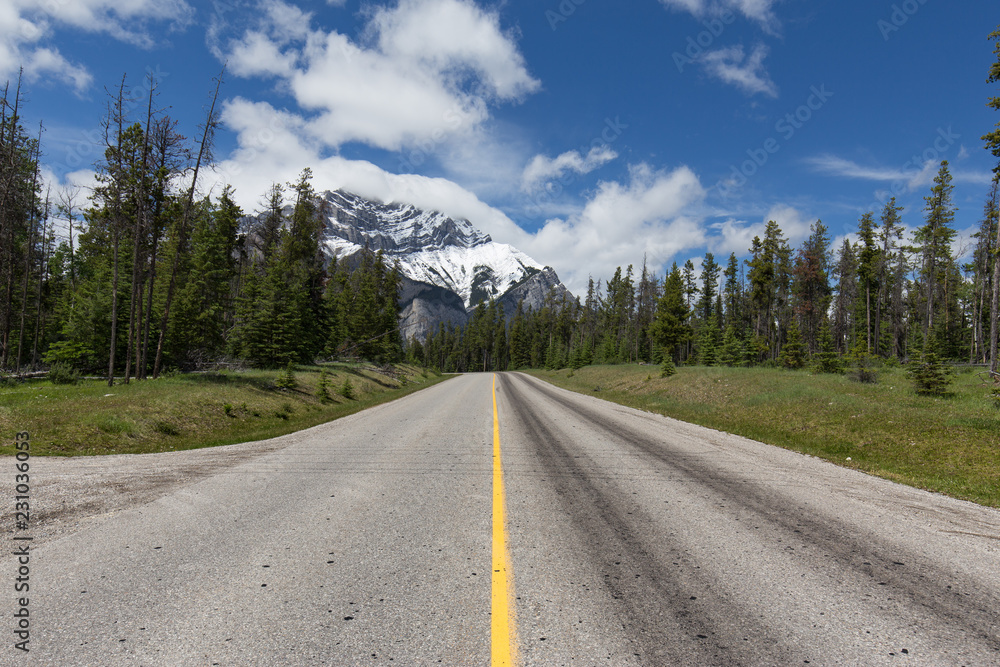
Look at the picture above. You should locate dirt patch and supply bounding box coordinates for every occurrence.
[3,435,297,548]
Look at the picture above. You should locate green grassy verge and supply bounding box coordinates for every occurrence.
[0,364,450,456]
[524,365,1000,508]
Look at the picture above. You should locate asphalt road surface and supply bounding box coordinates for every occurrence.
[5,372,1000,666]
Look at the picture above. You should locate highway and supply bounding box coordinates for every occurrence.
[5,372,1000,665]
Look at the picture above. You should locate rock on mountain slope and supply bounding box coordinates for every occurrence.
[318,190,571,341]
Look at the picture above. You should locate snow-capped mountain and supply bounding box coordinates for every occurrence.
[322,190,546,307]
[318,190,571,340]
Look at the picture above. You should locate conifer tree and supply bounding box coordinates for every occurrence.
[719,325,743,367]
[814,317,844,374]
[985,25,1000,372]
[907,344,955,396]
[792,220,831,352]
[698,319,720,366]
[650,263,689,362]
[916,161,957,344]
[779,320,806,370]
[877,198,905,358]
[855,212,880,354]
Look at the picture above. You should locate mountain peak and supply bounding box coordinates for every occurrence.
[321,189,492,255]
[319,189,571,341]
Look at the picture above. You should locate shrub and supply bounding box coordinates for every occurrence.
[96,415,135,435]
[48,362,80,385]
[153,421,180,436]
[660,358,677,378]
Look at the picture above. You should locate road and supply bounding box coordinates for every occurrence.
[4,372,1000,665]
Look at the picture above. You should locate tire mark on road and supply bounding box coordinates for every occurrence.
[513,372,1000,655]
[501,374,800,665]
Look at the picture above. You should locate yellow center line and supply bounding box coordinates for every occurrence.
[492,374,517,666]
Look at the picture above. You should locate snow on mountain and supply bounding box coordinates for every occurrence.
[320,189,546,309]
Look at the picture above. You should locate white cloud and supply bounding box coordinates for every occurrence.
[209,98,530,246]
[209,104,715,295]
[0,0,193,93]
[370,0,539,101]
[699,44,777,98]
[659,0,780,33]
[806,154,996,195]
[218,0,539,153]
[710,204,815,257]
[523,164,708,292]
[804,155,909,182]
[520,146,618,193]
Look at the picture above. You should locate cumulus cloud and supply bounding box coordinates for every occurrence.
[208,104,714,295]
[699,44,777,98]
[710,204,816,257]
[217,0,539,152]
[0,0,193,93]
[520,146,618,193]
[523,164,708,292]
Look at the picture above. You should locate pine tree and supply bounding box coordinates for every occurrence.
[916,161,957,345]
[698,319,720,366]
[907,345,955,396]
[985,26,1000,372]
[855,212,881,354]
[341,376,355,400]
[316,369,331,402]
[984,25,1000,182]
[698,252,721,322]
[792,220,832,353]
[814,317,844,374]
[779,320,806,370]
[877,198,905,358]
[723,252,743,332]
[832,239,858,353]
[719,325,743,367]
[275,362,297,390]
[650,263,689,362]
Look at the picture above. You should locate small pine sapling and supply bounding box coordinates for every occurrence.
[316,370,331,402]
[906,347,954,396]
[341,377,355,400]
[275,362,297,390]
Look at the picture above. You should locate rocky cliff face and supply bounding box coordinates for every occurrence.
[318,190,572,341]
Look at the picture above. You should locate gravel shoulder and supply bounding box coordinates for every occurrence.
[3,427,315,548]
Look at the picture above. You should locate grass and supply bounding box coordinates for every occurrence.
[0,363,449,457]
[524,364,1000,509]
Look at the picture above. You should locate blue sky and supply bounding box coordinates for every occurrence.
[3,0,998,294]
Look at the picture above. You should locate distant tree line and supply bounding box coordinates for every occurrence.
[419,159,999,375]
[0,71,402,384]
